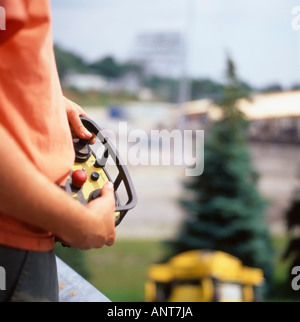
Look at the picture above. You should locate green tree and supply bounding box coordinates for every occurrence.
[89,56,122,79]
[54,45,87,79]
[89,56,143,80]
[167,56,273,284]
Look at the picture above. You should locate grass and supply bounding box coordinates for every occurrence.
[83,239,166,302]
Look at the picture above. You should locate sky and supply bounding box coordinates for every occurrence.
[50,0,300,89]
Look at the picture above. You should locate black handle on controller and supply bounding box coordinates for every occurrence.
[78,116,137,226]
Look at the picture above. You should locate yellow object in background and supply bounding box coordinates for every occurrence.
[145,250,264,302]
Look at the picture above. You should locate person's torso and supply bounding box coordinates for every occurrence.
[0,0,75,251]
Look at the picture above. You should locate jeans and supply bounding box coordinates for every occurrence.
[0,245,58,302]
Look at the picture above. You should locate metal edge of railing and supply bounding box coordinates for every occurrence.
[56,256,111,302]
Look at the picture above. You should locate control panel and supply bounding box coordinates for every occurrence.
[64,117,137,226]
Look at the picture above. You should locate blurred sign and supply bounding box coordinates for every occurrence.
[135,32,183,57]
[132,32,184,76]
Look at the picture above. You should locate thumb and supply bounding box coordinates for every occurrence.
[101,182,115,202]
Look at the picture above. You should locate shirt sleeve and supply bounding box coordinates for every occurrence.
[0,0,28,44]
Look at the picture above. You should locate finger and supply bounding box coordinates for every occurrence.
[89,133,97,145]
[68,110,93,140]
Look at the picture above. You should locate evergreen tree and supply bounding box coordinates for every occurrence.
[167,56,273,282]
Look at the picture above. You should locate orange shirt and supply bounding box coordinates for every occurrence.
[0,0,75,251]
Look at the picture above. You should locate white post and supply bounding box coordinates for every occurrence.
[0,6,6,31]
[177,0,195,131]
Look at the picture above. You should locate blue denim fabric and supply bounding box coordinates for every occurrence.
[0,245,58,302]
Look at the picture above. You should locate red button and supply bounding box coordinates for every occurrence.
[72,170,88,188]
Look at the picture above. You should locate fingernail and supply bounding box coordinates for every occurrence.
[106,182,114,190]
[83,129,92,137]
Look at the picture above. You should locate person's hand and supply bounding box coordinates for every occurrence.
[65,98,96,144]
[56,182,116,250]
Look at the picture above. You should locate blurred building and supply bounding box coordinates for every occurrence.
[184,90,300,144]
[63,73,107,92]
[63,71,143,95]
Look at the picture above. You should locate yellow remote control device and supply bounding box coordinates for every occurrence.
[64,117,137,226]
